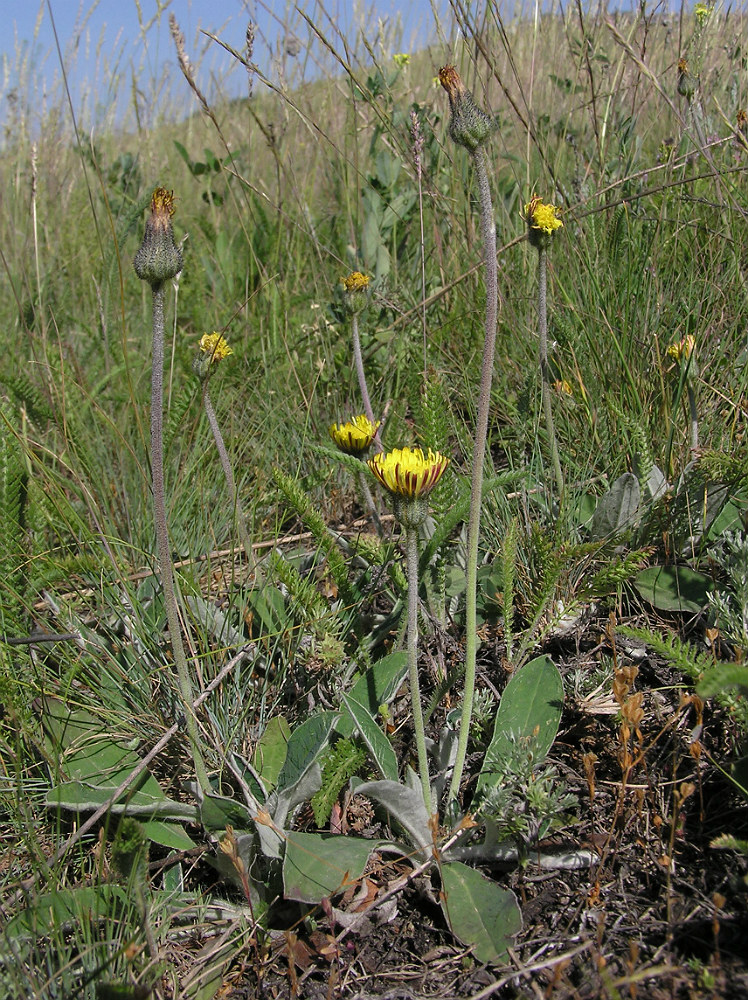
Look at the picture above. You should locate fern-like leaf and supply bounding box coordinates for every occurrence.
[272,467,356,608]
[311,738,366,826]
[617,624,714,681]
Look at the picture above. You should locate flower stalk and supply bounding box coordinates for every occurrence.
[667,334,699,454]
[135,189,210,794]
[438,66,498,805]
[195,334,259,576]
[342,273,382,452]
[526,196,565,500]
[369,447,449,813]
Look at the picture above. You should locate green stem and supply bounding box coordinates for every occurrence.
[355,469,384,537]
[202,382,260,579]
[151,284,210,794]
[351,313,382,452]
[406,522,432,813]
[448,145,498,804]
[538,244,564,499]
[687,381,699,454]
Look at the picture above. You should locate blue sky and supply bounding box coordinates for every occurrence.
[3,0,452,133]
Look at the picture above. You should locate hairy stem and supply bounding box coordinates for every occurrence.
[202,381,259,577]
[406,522,432,813]
[687,382,699,454]
[538,244,564,499]
[151,284,210,793]
[351,313,382,451]
[448,145,498,804]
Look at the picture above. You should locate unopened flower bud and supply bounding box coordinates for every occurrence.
[677,58,696,100]
[134,188,183,287]
[438,65,494,152]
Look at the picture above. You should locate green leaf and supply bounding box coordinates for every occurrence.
[697,664,748,699]
[337,651,408,737]
[477,655,563,796]
[198,792,255,832]
[6,885,133,938]
[590,472,640,539]
[352,779,431,851]
[42,700,199,845]
[46,781,198,820]
[283,832,380,903]
[252,716,291,791]
[710,834,748,853]
[341,694,398,781]
[634,565,713,612]
[141,820,196,851]
[276,712,337,793]
[440,861,521,964]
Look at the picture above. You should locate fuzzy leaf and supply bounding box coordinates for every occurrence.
[341,694,398,781]
[477,655,563,796]
[590,473,640,539]
[283,832,381,903]
[352,779,431,851]
[337,651,408,738]
[440,861,522,963]
[252,716,291,791]
[276,712,337,793]
[634,565,712,613]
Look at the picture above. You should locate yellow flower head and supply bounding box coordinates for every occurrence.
[342,272,370,294]
[368,447,449,499]
[393,53,410,68]
[666,334,696,363]
[553,379,573,396]
[341,272,371,315]
[199,332,233,362]
[329,415,380,454]
[151,187,176,219]
[524,196,564,236]
[694,3,711,24]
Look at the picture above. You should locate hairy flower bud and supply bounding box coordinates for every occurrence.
[677,58,696,100]
[134,188,183,287]
[341,271,371,315]
[438,65,494,152]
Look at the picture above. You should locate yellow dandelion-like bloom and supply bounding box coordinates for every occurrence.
[666,334,696,363]
[694,3,711,24]
[553,379,573,396]
[368,447,449,499]
[199,332,233,362]
[524,196,564,235]
[342,272,370,293]
[329,415,379,454]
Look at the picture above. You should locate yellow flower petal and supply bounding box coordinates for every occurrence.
[199,332,233,362]
[368,447,449,499]
[329,415,379,453]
